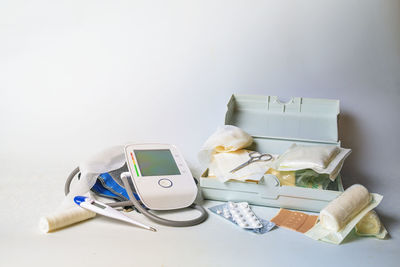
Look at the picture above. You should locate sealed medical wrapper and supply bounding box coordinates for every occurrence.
[273,144,351,181]
[305,184,384,244]
[355,210,388,239]
[198,125,253,168]
[200,95,348,212]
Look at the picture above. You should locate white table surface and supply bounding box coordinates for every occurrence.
[1,170,399,267]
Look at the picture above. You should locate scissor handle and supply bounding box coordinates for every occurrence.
[249,151,262,158]
[249,152,273,162]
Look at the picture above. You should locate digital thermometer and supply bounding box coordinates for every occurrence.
[124,143,198,210]
[74,196,156,232]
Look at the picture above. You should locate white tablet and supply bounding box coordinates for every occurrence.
[124,143,198,210]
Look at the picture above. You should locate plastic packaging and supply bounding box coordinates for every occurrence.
[227,201,263,229]
[209,202,275,234]
[266,168,333,190]
[265,168,295,186]
[305,185,383,245]
[278,144,339,169]
[295,169,332,190]
[273,144,351,181]
[355,210,388,239]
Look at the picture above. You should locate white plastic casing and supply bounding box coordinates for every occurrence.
[124,143,198,210]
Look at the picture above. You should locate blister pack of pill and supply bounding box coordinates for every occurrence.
[209,201,275,234]
[228,201,263,228]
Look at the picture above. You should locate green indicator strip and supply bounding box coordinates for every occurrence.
[130,152,140,177]
[134,164,140,177]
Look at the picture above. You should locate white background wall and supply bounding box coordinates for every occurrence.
[1,0,399,213]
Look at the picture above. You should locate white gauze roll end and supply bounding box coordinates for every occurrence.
[320,184,371,232]
[39,207,96,233]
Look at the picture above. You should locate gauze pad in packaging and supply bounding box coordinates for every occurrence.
[198,125,253,167]
[273,144,351,181]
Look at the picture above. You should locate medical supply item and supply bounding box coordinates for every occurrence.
[273,144,351,180]
[320,184,370,231]
[91,165,132,201]
[265,168,334,190]
[208,149,274,183]
[278,145,339,169]
[271,209,318,233]
[305,184,383,244]
[355,210,387,239]
[74,196,156,232]
[39,206,96,233]
[200,95,347,212]
[294,169,332,190]
[209,202,275,234]
[124,144,197,210]
[62,145,127,210]
[230,152,273,173]
[227,201,263,229]
[265,168,295,186]
[198,125,253,167]
[60,144,208,230]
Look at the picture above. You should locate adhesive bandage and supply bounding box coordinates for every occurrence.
[271,209,318,233]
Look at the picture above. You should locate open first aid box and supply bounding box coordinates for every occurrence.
[200,94,345,212]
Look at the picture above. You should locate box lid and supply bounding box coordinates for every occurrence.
[225,95,340,145]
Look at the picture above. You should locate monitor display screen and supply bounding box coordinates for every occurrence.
[134,149,181,176]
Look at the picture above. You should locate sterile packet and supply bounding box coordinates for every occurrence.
[273,144,351,181]
[265,168,296,186]
[305,193,383,244]
[266,168,335,190]
[294,169,332,190]
[209,202,275,234]
[355,210,388,239]
[198,125,253,168]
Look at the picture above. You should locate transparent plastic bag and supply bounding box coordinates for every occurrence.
[295,169,332,190]
[266,168,334,190]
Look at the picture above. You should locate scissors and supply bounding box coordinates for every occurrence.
[230,151,273,173]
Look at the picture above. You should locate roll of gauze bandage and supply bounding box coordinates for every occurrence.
[320,184,371,232]
[39,206,96,233]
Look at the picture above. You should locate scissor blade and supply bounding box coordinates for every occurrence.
[230,161,249,173]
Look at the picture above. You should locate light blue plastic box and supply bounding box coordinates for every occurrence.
[200,95,345,212]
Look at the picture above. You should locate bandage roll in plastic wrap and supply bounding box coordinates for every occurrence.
[39,207,96,233]
[320,184,371,232]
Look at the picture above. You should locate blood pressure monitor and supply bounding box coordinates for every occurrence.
[124,144,198,210]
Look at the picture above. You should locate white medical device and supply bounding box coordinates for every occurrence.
[74,196,156,232]
[65,143,208,228]
[124,144,198,210]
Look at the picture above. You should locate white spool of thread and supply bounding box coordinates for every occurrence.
[39,206,96,233]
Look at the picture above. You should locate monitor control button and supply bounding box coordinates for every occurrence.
[158,179,173,188]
